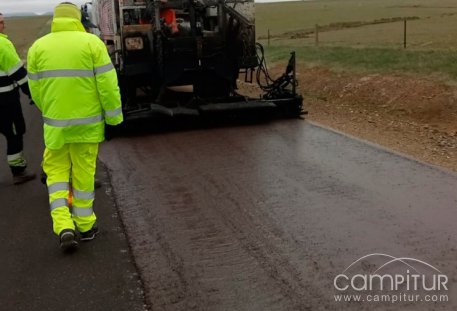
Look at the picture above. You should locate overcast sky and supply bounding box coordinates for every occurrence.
[1,0,88,14]
[1,0,292,14]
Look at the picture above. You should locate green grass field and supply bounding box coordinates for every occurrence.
[266,45,457,78]
[4,2,457,80]
[255,0,457,79]
[256,0,457,46]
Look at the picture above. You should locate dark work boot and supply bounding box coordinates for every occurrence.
[59,229,78,252]
[13,169,36,185]
[80,224,99,241]
[9,152,34,185]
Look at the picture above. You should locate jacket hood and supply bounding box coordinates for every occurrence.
[51,3,85,32]
[51,17,85,32]
[54,3,81,20]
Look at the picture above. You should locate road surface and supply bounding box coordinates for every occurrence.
[99,119,457,311]
[0,98,145,311]
[2,95,455,310]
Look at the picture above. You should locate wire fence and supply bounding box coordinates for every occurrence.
[257,17,457,51]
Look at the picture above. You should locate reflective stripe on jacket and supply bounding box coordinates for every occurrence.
[0,33,28,95]
[27,17,123,149]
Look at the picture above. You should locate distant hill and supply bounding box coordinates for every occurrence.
[5,12,37,17]
[5,12,52,18]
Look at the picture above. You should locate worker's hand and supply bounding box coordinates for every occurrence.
[104,124,120,141]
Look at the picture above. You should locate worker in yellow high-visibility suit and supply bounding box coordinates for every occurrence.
[27,2,123,252]
[0,12,36,184]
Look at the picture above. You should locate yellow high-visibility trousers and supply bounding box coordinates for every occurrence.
[43,143,98,235]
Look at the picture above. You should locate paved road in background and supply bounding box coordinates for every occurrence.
[0,97,145,311]
[100,119,457,311]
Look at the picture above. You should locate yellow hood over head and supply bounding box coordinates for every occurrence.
[54,3,81,20]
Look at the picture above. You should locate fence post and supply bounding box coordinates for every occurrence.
[403,19,407,49]
[315,24,319,46]
[268,29,270,47]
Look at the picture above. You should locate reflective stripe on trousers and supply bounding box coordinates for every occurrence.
[7,151,26,167]
[43,143,98,235]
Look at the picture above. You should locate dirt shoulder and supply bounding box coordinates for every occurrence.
[299,67,457,172]
[240,66,457,172]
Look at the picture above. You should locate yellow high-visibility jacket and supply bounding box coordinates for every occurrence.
[27,17,123,150]
[0,33,29,97]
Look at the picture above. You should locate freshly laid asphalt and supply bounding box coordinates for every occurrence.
[3,92,457,311]
[0,96,146,310]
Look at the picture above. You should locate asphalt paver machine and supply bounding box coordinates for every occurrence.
[84,0,303,120]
